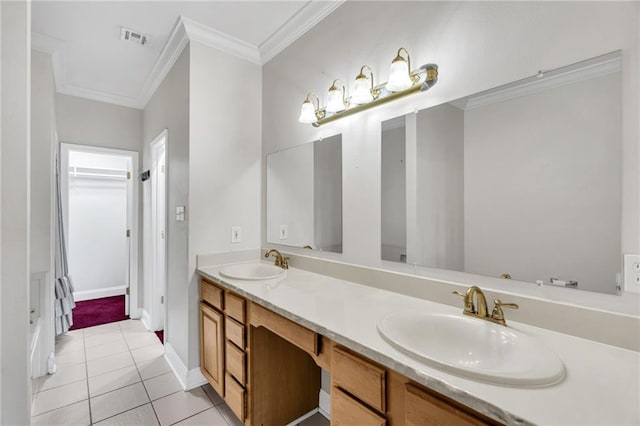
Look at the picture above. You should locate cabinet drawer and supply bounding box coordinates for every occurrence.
[332,387,386,426]
[405,384,487,426]
[333,347,386,412]
[250,302,318,356]
[225,374,246,422]
[225,341,246,385]
[225,292,246,324]
[225,317,245,349]
[201,279,223,311]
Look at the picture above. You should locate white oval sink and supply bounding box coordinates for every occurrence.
[219,263,286,281]
[378,312,565,387]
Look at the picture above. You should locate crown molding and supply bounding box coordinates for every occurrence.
[32,31,146,109]
[181,16,261,65]
[31,32,66,94]
[259,0,345,64]
[137,16,190,108]
[58,84,142,109]
[31,2,343,110]
[465,51,622,110]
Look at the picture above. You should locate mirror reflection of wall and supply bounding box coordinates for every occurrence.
[267,134,342,253]
[381,117,406,263]
[381,53,622,295]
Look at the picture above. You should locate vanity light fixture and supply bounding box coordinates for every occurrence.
[298,47,438,127]
[326,79,347,113]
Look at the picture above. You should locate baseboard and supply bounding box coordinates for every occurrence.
[73,286,126,302]
[319,388,330,419]
[163,342,208,391]
[139,309,151,331]
[185,367,208,391]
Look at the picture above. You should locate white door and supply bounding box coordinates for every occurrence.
[150,132,167,331]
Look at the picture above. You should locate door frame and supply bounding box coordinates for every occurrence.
[60,143,140,318]
[149,130,168,332]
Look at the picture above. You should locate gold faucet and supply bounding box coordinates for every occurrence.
[452,286,518,326]
[264,249,289,269]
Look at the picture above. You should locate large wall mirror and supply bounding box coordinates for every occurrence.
[381,52,623,295]
[267,134,343,253]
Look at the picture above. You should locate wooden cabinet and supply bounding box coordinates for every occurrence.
[200,274,501,426]
[199,302,224,396]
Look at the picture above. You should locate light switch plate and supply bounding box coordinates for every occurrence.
[623,254,640,293]
[279,225,288,240]
[175,206,185,222]
[231,226,242,243]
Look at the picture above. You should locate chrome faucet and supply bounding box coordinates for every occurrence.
[453,286,518,326]
[264,249,289,269]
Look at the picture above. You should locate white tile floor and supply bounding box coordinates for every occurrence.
[31,320,237,426]
[31,319,328,426]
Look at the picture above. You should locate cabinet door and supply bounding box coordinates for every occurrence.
[200,302,224,396]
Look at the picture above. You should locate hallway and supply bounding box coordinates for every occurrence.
[30,320,242,425]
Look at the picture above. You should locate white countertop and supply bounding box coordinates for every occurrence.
[198,261,640,426]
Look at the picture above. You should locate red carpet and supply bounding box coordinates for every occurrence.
[69,295,129,330]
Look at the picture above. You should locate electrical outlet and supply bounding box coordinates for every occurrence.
[279,225,288,240]
[231,226,242,243]
[623,254,640,293]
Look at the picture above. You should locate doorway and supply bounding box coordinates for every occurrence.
[149,130,167,334]
[60,143,139,327]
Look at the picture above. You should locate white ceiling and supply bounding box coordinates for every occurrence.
[32,1,344,109]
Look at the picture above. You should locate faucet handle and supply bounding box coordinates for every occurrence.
[494,300,519,310]
[452,290,476,315]
[281,256,290,269]
[491,299,519,326]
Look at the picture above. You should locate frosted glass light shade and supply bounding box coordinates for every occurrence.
[326,87,345,113]
[386,59,413,92]
[351,76,373,105]
[298,101,317,124]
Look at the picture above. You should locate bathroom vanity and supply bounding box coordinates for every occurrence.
[198,258,639,426]
[199,274,497,425]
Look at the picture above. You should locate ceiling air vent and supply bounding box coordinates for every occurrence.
[120,27,149,46]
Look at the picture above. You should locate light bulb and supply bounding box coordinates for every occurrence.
[298,99,317,124]
[326,81,346,113]
[351,75,373,105]
[387,48,414,92]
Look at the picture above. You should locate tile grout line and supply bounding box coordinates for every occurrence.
[123,320,163,426]
[83,328,94,425]
[167,405,218,426]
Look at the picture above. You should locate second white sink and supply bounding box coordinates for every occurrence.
[377,312,565,387]
[220,263,286,281]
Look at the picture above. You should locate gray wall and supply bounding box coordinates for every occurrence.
[313,135,342,252]
[56,93,142,152]
[31,51,56,277]
[142,47,190,365]
[414,104,464,270]
[1,1,31,423]
[187,40,262,369]
[267,143,314,247]
[381,125,406,262]
[464,73,622,293]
